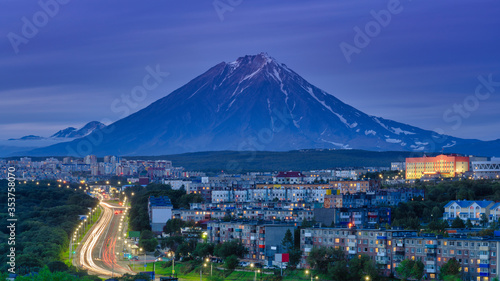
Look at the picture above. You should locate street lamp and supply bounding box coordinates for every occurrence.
[250,263,257,281]
[206,258,212,280]
[168,251,176,277]
[200,263,206,281]
[140,247,145,271]
[305,270,318,281]
[365,276,371,281]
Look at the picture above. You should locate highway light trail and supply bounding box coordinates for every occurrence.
[77,201,134,277]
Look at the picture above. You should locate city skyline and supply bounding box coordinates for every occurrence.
[1,0,500,141]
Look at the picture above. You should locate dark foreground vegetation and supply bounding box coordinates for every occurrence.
[0,180,99,279]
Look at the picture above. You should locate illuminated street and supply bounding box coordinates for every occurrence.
[75,200,135,277]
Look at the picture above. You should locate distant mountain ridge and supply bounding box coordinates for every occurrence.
[9,121,105,141]
[8,135,44,141]
[22,53,498,157]
[51,121,105,138]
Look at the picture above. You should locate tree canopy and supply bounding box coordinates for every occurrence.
[0,180,98,273]
[214,240,248,259]
[396,259,425,281]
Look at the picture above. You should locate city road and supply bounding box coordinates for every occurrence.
[75,201,135,277]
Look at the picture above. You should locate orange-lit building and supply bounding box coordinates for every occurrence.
[324,193,343,208]
[405,154,469,180]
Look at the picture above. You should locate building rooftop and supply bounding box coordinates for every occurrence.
[444,200,494,208]
[149,196,173,207]
[275,171,304,178]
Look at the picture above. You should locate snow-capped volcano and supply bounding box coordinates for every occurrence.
[25,53,489,156]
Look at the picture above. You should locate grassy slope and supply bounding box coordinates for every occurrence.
[135,262,317,281]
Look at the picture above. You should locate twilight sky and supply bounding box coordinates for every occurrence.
[1,0,499,140]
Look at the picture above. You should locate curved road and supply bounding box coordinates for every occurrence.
[76,201,135,277]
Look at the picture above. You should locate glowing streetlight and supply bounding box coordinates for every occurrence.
[305,270,317,281]
[168,251,176,277]
[205,258,213,279]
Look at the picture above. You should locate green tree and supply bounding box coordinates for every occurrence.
[431,206,442,220]
[306,247,345,274]
[443,276,462,281]
[396,259,414,281]
[47,261,69,273]
[293,228,301,249]
[457,187,469,200]
[140,237,159,252]
[301,218,317,228]
[214,240,248,259]
[466,219,473,228]
[17,255,43,271]
[288,248,302,269]
[411,260,425,281]
[451,217,465,228]
[396,259,425,281]
[193,242,214,258]
[139,229,159,252]
[328,254,379,281]
[176,239,197,257]
[139,229,155,240]
[428,220,448,234]
[348,255,379,281]
[14,266,102,281]
[439,258,460,280]
[328,258,349,281]
[480,213,489,227]
[163,218,185,234]
[281,229,294,252]
[225,255,239,271]
[280,228,301,269]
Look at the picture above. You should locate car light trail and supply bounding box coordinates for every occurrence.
[77,201,135,277]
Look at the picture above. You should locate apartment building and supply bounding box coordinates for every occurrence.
[324,189,425,208]
[148,196,173,233]
[324,194,343,208]
[313,207,391,229]
[443,200,496,225]
[300,227,500,280]
[273,171,305,184]
[391,162,406,171]
[331,180,380,194]
[175,206,314,223]
[212,184,334,203]
[207,221,294,264]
